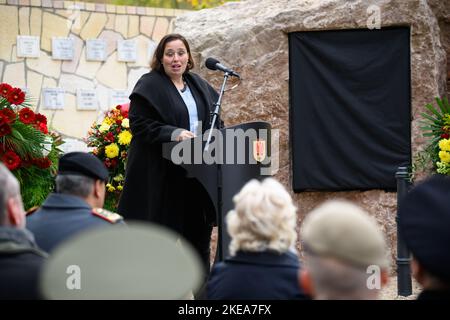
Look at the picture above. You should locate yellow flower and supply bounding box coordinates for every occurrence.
[438,139,450,152]
[118,130,132,145]
[102,117,113,125]
[106,183,115,192]
[113,174,124,182]
[99,123,110,133]
[439,150,450,163]
[117,185,123,191]
[121,118,130,128]
[105,143,119,158]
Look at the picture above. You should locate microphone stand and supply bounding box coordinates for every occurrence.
[204,71,229,262]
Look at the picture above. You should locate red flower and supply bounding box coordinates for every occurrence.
[35,113,47,125]
[0,83,13,98]
[7,88,25,105]
[105,132,115,142]
[0,123,12,137]
[122,110,129,119]
[441,133,450,139]
[110,158,118,168]
[116,119,122,126]
[116,105,122,110]
[37,122,48,134]
[33,157,52,169]
[0,108,16,125]
[2,150,21,170]
[19,107,35,124]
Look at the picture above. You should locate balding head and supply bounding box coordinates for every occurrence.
[0,163,25,227]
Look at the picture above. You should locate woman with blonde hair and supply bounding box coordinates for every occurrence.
[206,178,308,299]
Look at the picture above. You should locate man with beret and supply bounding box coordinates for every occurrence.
[27,152,124,253]
[398,175,450,300]
[299,199,389,299]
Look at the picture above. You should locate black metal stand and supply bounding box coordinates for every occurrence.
[204,72,230,262]
[395,166,412,296]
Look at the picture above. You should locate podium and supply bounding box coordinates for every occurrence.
[162,121,271,261]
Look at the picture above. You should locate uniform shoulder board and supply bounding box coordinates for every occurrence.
[92,208,123,224]
[26,206,39,217]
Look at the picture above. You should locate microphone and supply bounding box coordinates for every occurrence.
[205,57,240,78]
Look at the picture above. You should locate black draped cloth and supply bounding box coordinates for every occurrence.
[289,28,411,191]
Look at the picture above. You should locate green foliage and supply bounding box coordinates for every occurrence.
[414,96,450,178]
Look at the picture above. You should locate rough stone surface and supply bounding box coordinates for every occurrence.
[96,52,127,89]
[0,5,18,61]
[98,30,124,57]
[152,17,169,42]
[128,15,140,38]
[140,16,155,37]
[27,50,61,78]
[115,14,128,37]
[175,0,448,268]
[19,7,30,35]
[30,7,42,37]
[61,34,83,73]
[3,62,25,88]
[26,70,44,107]
[58,73,94,94]
[80,12,107,40]
[128,35,152,68]
[41,12,70,51]
[76,48,102,79]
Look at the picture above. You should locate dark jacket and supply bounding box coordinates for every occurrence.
[206,250,309,300]
[117,70,219,233]
[417,289,450,300]
[27,193,124,253]
[0,227,47,299]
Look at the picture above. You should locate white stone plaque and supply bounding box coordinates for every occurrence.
[109,89,129,106]
[77,89,98,110]
[16,36,40,58]
[86,39,107,61]
[42,88,65,110]
[117,40,137,62]
[52,37,74,60]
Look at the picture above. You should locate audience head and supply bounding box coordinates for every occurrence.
[56,152,109,208]
[0,163,26,228]
[226,178,298,256]
[300,199,389,299]
[398,175,450,290]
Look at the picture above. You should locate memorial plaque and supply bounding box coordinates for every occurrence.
[86,39,107,61]
[17,36,40,58]
[77,89,98,110]
[117,40,137,62]
[109,89,129,106]
[52,37,74,60]
[42,88,65,110]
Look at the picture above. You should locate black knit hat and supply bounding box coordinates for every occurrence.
[398,174,450,284]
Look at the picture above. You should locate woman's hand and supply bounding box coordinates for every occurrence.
[176,130,196,141]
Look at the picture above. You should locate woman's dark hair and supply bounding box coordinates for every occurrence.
[150,33,195,73]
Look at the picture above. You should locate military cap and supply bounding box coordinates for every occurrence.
[301,200,389,269]
[398,175,450,283]
[58,152,108,182]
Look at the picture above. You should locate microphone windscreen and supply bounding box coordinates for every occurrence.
[205,57,220,70]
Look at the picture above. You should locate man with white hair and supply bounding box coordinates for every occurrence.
[0,163,47,299]
[299,200,389,300]
[206,178,308,300]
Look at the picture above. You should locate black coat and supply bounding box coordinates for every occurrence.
[0,227,47,300]
[27,193,124,253]
[206,250,309,300]
[118,70,219,234]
